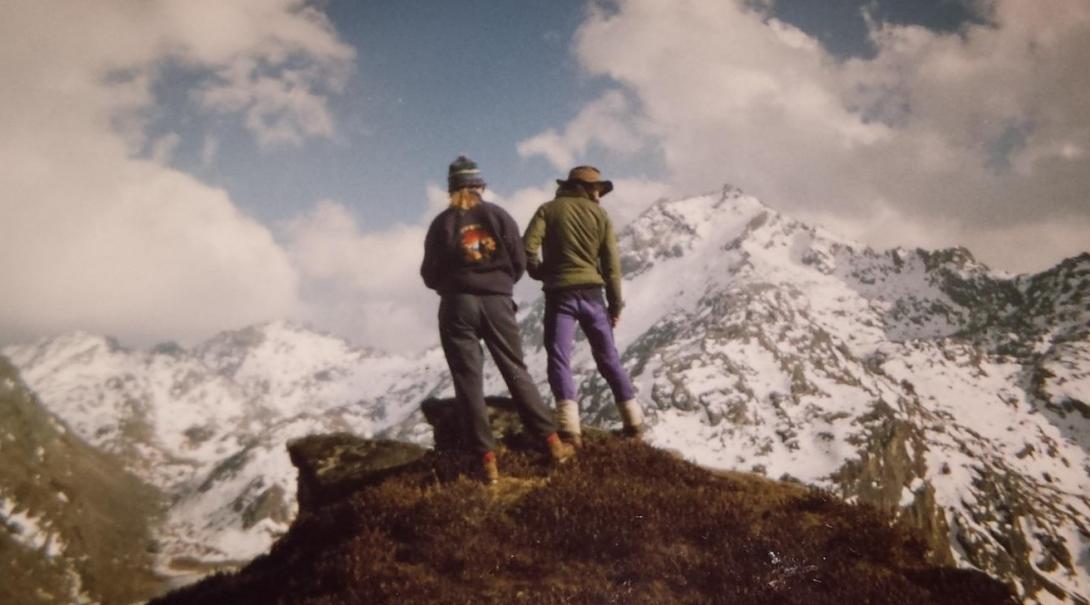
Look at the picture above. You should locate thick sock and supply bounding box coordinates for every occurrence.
[557,399,582,436]
[619,399,644,429]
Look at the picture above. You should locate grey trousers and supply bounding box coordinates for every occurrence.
[438,293,557,454]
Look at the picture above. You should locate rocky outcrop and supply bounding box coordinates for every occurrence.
[288,434,427,511]
[830,401,955,566]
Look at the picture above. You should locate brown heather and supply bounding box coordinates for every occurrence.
[151,429,1014,605]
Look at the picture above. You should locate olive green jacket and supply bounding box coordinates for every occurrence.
[523,191,624,316]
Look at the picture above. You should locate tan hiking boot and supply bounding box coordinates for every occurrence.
[482,451,499,484]
[621,423,645,439]
[546,433,575,464]
[559,431,584,448]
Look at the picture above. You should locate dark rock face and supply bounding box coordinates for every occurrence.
[419,396,469,452]
[290,397,533,513]
[830,404,954,566]
[288,434,427,511]
[420,396,531,453]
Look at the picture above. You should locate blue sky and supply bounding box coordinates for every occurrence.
[155,0,614,229]
[3,0,1089,351]
[152,0,982,231]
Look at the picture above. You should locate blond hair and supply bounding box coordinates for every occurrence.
[449,187,483,210]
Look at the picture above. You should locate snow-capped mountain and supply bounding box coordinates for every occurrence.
[2,323,451,582]
[3,186,1088,603]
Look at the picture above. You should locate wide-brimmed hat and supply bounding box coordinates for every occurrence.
[557,165,613,196]
[448,155,487,193]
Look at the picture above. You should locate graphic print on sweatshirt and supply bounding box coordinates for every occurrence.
[459,223,498,263]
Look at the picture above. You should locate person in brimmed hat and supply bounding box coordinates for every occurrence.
[421,155,574,484]
[523,165,645,446]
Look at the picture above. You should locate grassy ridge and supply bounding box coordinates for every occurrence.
[153,433,1013,604]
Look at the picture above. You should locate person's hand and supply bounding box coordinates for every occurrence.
[610,314,620,328]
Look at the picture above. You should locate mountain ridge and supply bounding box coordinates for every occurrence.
[3,185,1088,602]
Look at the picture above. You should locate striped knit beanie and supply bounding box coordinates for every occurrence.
[448,155,487,192]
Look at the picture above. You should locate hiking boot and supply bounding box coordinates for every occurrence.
[559,431,584,449]
[621,423,645,439]
[482,451,499,484]
[546,433,575,464]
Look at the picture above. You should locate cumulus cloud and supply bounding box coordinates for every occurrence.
[195,60,345,148]
[283,201,434,352]
[167,0,354,148]
[0,0,353,346]
[525,0,1090,272]
[150,132,183,164]
[517,90,649,171]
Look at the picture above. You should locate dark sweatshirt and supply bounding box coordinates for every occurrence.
[421,201,526,296]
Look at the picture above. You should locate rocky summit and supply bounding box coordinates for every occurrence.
[2,185,1088,602]
[152,400,1014,605]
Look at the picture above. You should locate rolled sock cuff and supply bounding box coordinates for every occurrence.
[557,399,582,435]
[619,399,644,429]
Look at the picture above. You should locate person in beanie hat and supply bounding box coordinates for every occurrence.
[523,165,645,447]
[422,156,574,483]
[447,155,487,193]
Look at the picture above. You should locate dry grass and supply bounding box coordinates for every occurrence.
[152,433,1014,605]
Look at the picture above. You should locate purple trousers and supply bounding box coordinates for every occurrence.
[544,287,636,402]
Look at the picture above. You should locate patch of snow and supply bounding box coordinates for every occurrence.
[1,495,62,558]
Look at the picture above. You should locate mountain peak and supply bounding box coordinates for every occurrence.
[195,320,377,378]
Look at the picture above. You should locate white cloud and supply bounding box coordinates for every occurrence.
[526,0,1090,273]
[283,201,435,352]
[195,60,344,148]
[151,132,182,164]
[0,0,353,347]
[517,90,648,171]
[286,201,423,295]
[168,0,354,148]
